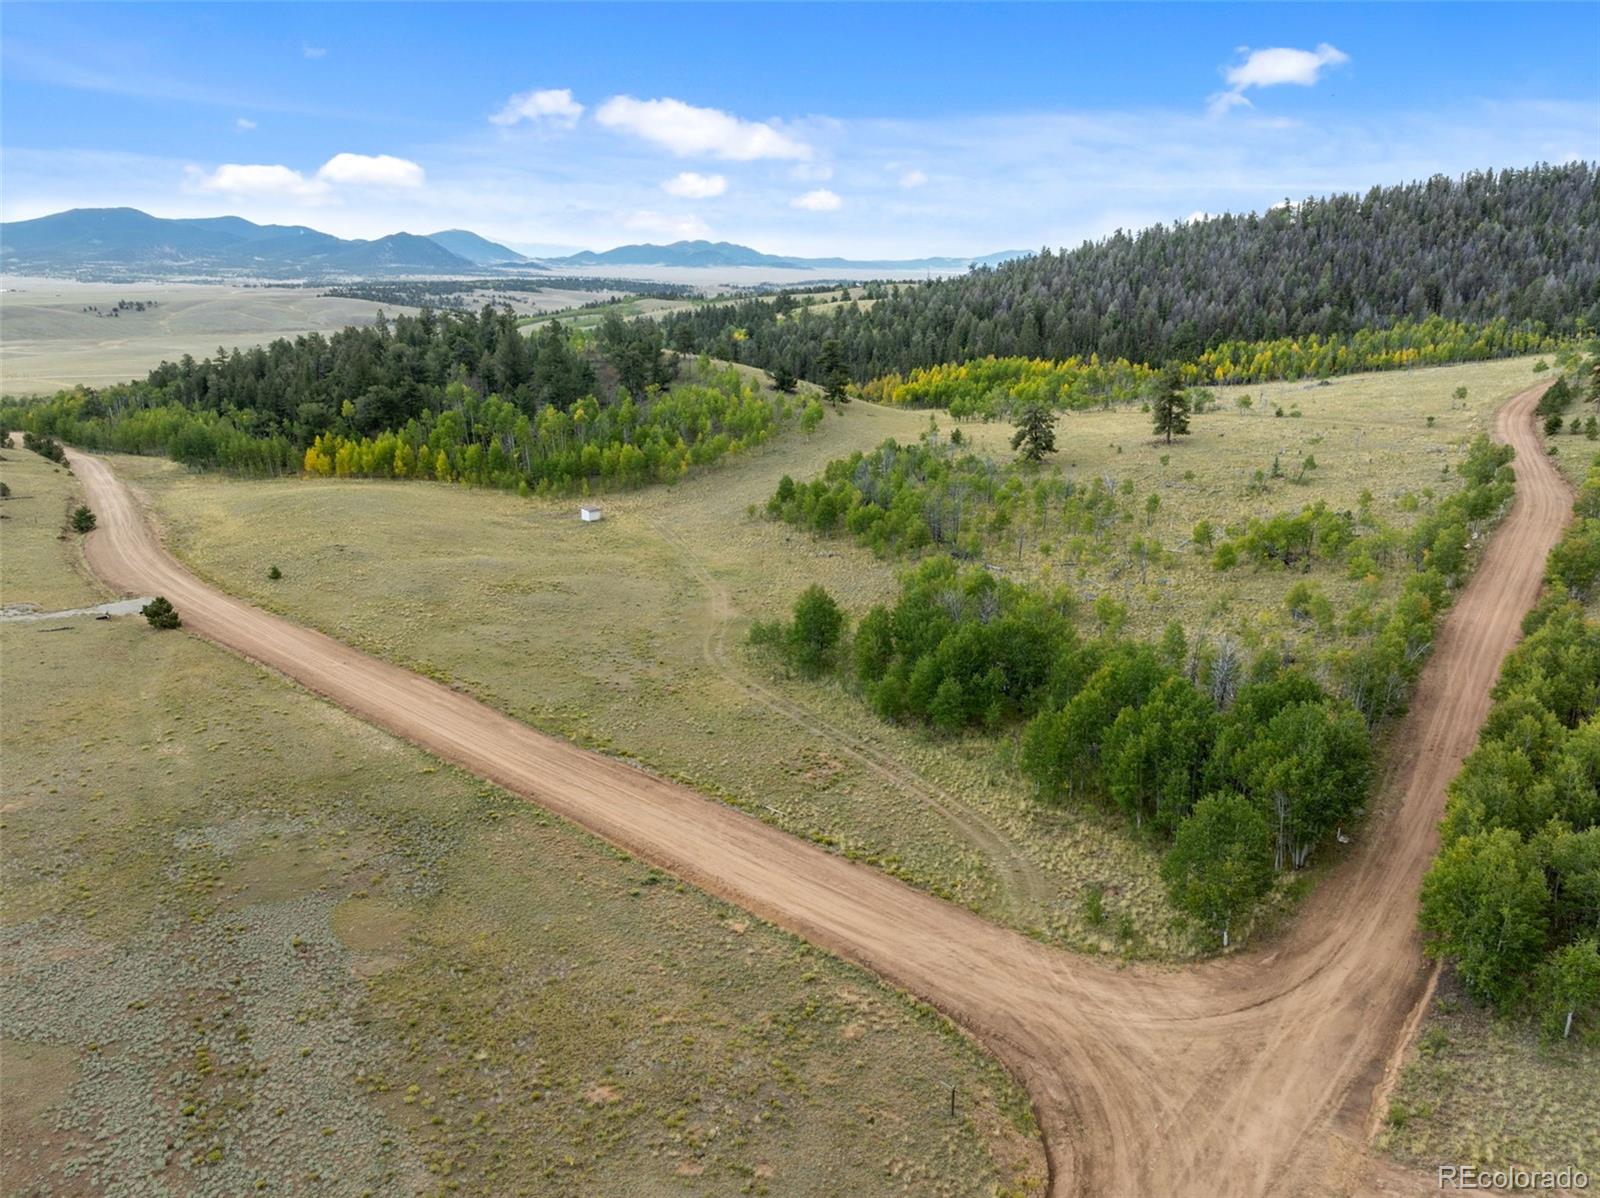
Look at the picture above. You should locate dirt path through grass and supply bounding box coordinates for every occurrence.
[62,381,1564,1197]
[650,515,1058,926]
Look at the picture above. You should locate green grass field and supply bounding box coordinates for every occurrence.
[0,446,1043,1195]
[115,355,1553,962]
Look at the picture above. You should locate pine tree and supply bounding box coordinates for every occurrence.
[1151,368,1191,445]
[818,339,850,405]
[142,596,182,630]
[70,505,96,534]
[1010,401,1056,462]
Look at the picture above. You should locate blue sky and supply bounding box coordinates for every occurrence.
[3,2,1597,256]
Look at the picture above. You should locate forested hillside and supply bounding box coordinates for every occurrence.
[660,164,1599,382]
[2,307,824,494]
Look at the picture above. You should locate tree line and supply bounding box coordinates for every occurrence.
[654,165,1597,386]
[1419,373,1600,1040]
[1420,468,1600,1039]
[1,309,823,495]
[319,277,694,308]
[851,318,1560,420]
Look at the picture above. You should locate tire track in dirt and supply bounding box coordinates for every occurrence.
[60,381,1566,1197]
[649,516,1058,926]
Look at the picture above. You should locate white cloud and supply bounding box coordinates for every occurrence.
[623,209,711,240]
[661,171,727,198]
[596,95,811,160]
[490,87,585,128]
[315,152,425,188]
[1206,90,1253,117]
[790,188,842,212]
[302,44,327,59]
[1228,43,1350,89]
[186,153,424,199]
[234,117,257,131]
[790,162,833,182]
[1209,43,1349,116]
[898,168,928,188]
[188,162,327,199]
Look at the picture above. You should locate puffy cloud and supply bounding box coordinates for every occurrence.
[623,209,711,239]
[490,87,585,128]
[187,153,425,198]
[315,152,425,188]
[189,162,327,198]
[1227,43,1349,89]
[790,188,842,212]
[234,117,257,131]
[1210,43,1349,116]
[898,168,928,188]
[596,95,810,160]
[661,171,727,198]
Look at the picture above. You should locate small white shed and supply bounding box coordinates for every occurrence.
[579,505,604,523]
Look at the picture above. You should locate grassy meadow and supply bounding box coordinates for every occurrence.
[1379,972,1600,1179]
[0,440,107,612]
[901,355,1548,651]
[114,355,1551,960]
[0,440,1043,1197]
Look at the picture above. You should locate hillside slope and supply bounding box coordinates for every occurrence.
[657,163,1600,380]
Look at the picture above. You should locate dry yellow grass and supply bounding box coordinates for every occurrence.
[1379,973,1600,1177]
[0,461,1043,1196]
[942,355,1548,648]
[0,440,106,611]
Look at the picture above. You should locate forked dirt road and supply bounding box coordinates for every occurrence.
[63,382,1566,1197]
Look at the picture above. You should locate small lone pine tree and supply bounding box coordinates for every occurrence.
[267,564,283,580]
[818,339,850,406]
[771,363,797,393]
[70,505,96,534]
[1010,401,1056,463]
[1151,367,1192,445]
[142,596,181,630]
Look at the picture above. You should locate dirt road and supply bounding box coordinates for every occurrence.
[64,382,1566,1196]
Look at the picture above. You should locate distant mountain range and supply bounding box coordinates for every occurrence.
[0,208,476,278]
[0,208,1027,280]
[547,239,1028,272]
[424,228,530,266]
